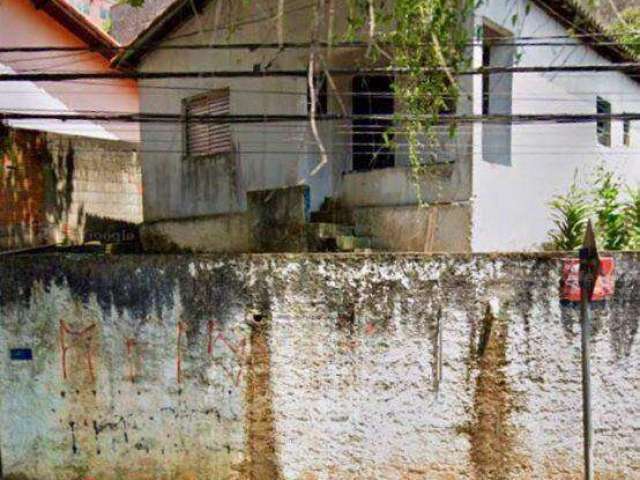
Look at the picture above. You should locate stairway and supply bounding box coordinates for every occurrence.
[306,199,381,252]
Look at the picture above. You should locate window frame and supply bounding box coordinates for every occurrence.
[182,88,232,159]
[623,119,631,147]
[596,96,612,147]
[482,40,492,116]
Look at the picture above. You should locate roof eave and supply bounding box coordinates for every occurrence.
[34,0,120,61]
[115,0,640,82]
[531,0,639,64]
[112,0,205,69]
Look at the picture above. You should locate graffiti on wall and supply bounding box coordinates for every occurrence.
[59,319,97,382]
[207,320,248,386]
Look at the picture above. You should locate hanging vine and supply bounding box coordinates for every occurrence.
[340,0,477,188]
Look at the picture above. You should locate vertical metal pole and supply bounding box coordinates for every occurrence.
[580,292,593,480]
[579,220,598,480]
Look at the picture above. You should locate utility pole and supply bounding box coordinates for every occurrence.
[578,220,600,480]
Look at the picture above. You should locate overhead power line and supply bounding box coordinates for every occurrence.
[3,63,640,82]
[4,111,640,125]
[4,34,640,54]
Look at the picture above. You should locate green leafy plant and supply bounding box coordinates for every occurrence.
[548,180,592,250]
[344,0,477,175]
[593,168,628,250]
[624,186,640,249]
[610,7,640,56]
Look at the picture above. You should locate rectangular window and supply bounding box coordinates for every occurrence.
[597,97,611,147]
[184,89,232,157]
[481,23,514,165]
[624,119,631,147]
[352,75,394,171]
[482,41,491,116]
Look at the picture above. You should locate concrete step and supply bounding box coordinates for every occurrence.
[310,210,354,224]
[335,235,375,252]
[306,222,355,239]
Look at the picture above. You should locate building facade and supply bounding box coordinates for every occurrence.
[117,0,640,253]
[0,0,142,250]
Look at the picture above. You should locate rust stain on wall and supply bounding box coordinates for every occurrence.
[469,305,526,480]
[241,313,282,480]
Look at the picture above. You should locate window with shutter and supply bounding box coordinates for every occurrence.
[184,89,232,157]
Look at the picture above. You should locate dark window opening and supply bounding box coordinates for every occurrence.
[307,74,328,115]
[352,75,394,171]
[482,41,492,116]
[597,97,611,147]
[624,119,631,147]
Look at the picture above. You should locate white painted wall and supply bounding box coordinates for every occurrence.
[472,0,640,251]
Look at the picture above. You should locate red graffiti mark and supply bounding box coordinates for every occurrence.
[364,323,377,336]
[124,338,142,383]
[59,320,96,382]
[176,322,187,384]
[207,320,247,386]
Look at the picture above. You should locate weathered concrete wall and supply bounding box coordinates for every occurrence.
[141,213,250,253]
[1,253,639,479]
[353,203,472,252]
[0,127,143,250]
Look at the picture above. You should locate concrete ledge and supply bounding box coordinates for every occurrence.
[340,164,469,207]
[140,213,249,253]
[353,203,472,253]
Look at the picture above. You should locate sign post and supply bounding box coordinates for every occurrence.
[578,221,599,480]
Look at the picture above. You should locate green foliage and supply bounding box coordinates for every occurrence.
[121,0,144,7]
[610,7,640,56]
[102,18,113,33]
[593,168,628,249]
[548,180,591,251]
[344,0,476,174]
[547,167,640,251]
[624,186,640,249]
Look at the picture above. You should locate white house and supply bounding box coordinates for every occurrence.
[115,0,640,253]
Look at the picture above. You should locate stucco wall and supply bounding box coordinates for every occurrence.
[1,253,639,479]
[0,126,142,250]
[472,1,640,251]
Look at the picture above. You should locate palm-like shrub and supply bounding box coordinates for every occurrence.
[548,182,591,250]
[593,169,628,250]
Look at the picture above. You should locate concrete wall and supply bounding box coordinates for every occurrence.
[472,1,640,251]
[1,253,640,479]
[352,203,472,252]
[0,126,142,250]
